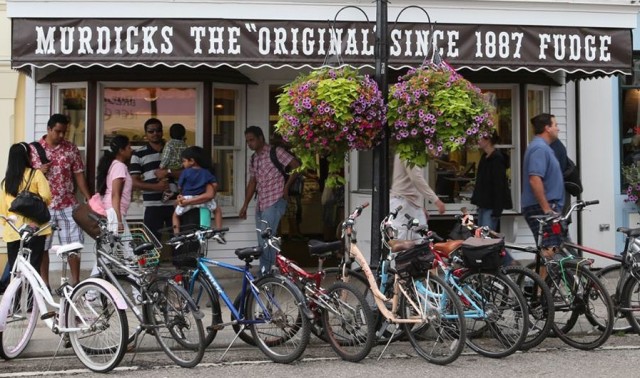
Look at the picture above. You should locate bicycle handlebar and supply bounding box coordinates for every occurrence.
[537,199,599,225]
[348,202,369,221]
[167,227,229,245]
[0,214,53,239]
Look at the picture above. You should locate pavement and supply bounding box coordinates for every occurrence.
[2,265,248,359]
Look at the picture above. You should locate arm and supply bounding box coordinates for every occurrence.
[529,175,552,213]
[406,163,445,214]
[131,174,168,192]
[111,177,125,227]
[239,176,257,219]
[74,171,92,201]
[179,183,215,207]
[283,158,302,197]
[35,170,52,206]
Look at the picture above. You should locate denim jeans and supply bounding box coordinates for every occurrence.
[477,208,499,231]
[255,198,288,276]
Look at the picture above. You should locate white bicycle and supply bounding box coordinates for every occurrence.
[0,215,129,372]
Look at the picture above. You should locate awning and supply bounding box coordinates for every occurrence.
[12,18,633,80]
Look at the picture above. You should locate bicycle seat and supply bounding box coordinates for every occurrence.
[433,240,464,257]
[235,246,262,261]
[307,239,342,257]
[388,239,416,252]
[617,227,640,237]
[133,242,155,256]
[51,242,84,258]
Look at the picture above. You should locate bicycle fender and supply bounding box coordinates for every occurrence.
[79,278,128,310]
[268,273,315,320]
[0,278,25,331]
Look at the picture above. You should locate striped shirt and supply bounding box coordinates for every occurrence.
[129,143,166,207]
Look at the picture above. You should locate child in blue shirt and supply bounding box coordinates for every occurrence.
[172,146,225,243]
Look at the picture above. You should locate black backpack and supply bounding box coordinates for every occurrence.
[31,141,51,164]
[563,158,583,197]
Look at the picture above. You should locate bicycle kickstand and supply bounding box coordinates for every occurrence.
[219,324,246,362]
[47,333,69,372]
[377,321,399,361]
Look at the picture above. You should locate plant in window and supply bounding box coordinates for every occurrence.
[275,67,386,187]
[387,62,495,167]
[622,164,640,207]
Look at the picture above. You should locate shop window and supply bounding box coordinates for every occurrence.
[53,84,87,153]
[101,85,199,148]
[620,58,640,192]
[212,86,244,211]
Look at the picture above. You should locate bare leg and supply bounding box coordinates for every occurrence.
[40,251,50,288]
[172,211,181,235]
[68,255,80,286]
[214,207,223,229]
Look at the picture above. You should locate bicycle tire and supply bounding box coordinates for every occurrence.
[547,261,614,350]
[146,277,205,368]
[321,281,375,362]
[67,281,128,373]
[503,265,554,350]
[183,272,220,347]
[0,275,38,360]
[459,270,528,358]
[107,274,143,346]
[621,273,640,335]
[595,264,633,332]
[401,274,466,365]
[247,275,310,363]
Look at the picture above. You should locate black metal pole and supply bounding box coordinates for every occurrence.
[371,0,389,265]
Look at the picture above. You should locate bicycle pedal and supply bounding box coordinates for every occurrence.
[40,311,56,320]
[209,324,225,331]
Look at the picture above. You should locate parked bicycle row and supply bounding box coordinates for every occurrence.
[1,198,639,372]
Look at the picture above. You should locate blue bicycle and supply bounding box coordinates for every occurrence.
[167,227,311,364]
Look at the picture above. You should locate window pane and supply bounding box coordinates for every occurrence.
[103,87,197,147]
[59,88,86,148]
[621,86,640,192]
[527,89,546,142]
[358,150,373,190]
[213,88,238,206]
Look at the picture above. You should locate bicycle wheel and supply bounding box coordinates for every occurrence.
[503,265,554,350]
[621,273,640,335]
[595,264,632,332]
[107,274,143,346]
[146,278,205,368]
[321,281,375,362]
[401,274,466,365]
[547,262,614,350]
[67,281,128,373]
[0,275,38,360]
[459,270,528,358]
[183,272,220,347]
[246,275,310,363]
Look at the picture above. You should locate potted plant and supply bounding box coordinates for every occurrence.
[623,164,640,210]
[387,62,495,167]
[275,67,386,187]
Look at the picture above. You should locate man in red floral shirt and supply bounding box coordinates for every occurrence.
[31,114,92,287]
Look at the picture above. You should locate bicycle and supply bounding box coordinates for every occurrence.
[526,200,614,350]
[0,215,128,373]
[88,213,206,368]
[526,200,640,335]
[450,213,554,351]
[396,212,529,358]
[167,226,311,364]
[339,203,467,365]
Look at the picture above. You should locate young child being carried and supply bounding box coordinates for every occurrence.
[160,123,188,202]
[172,146,225,244]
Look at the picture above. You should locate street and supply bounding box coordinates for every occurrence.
[1,333,638,377]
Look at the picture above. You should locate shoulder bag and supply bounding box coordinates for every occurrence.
[8,169,51,224]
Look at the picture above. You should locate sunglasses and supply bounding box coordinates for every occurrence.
[147,128,162,134]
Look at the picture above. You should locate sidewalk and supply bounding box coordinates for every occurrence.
[8,266,247,359]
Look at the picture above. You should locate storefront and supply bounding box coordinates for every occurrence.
[6,0,638,268]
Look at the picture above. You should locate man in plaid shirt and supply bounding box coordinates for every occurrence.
[240,126,300,276]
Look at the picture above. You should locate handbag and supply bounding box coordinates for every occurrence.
[72,203,105,240]
[8,169,51,224]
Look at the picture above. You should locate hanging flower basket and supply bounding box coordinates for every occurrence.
[275,67,386,187]
[387,62,495,167]
[622,164,640,211]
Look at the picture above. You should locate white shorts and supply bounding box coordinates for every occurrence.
[175,195,217,216]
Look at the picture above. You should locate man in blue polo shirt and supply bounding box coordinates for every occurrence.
[522,113,565,257]
[129,118,173,241]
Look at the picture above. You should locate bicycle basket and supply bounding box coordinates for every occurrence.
[460,237,505,270]
[394,243,435,279]
[102,222,162,274]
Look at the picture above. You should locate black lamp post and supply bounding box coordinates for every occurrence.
[371,0,390,265]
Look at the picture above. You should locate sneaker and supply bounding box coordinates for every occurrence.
[85,289,98,303]
[213,233,226,244]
